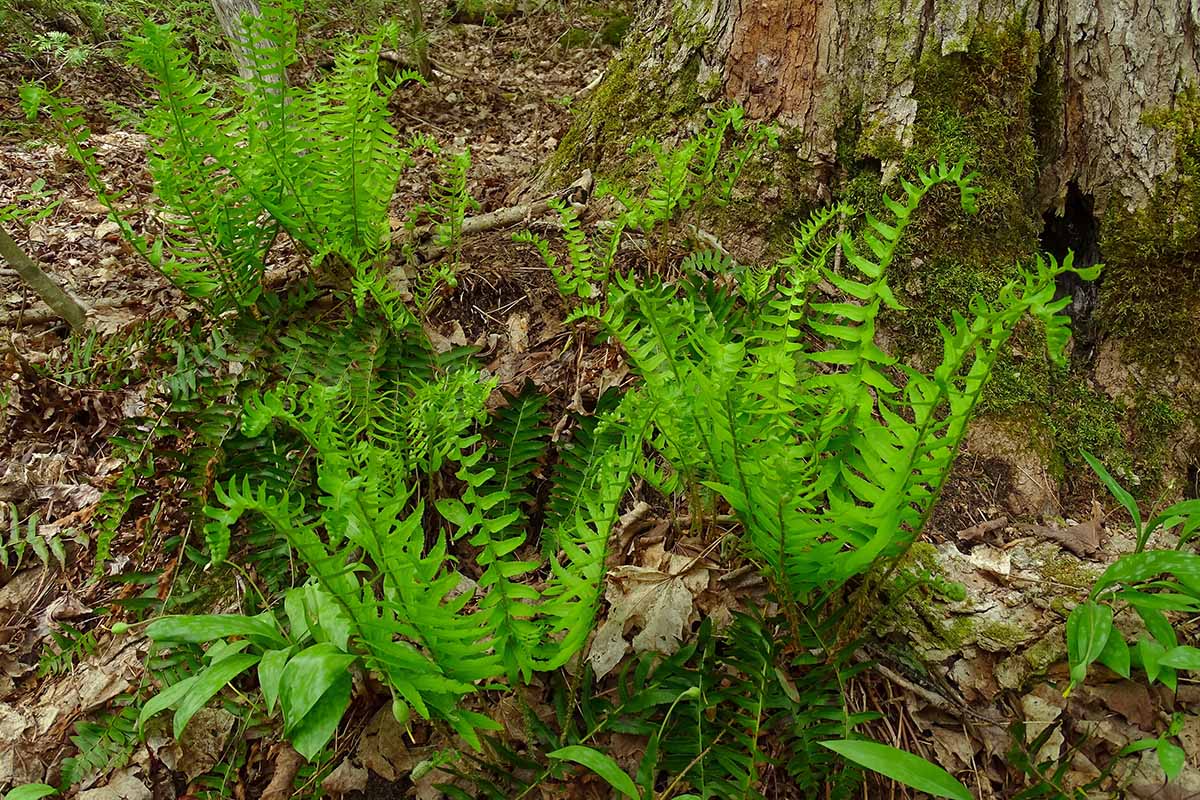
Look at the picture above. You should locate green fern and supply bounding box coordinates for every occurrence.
[27,8,428,320]
[194,337,646,748]
[59,702,139,789]
[2,502,67,572]
[602,159,1097,601]
[480,384,551,527]
[515,106,773,317]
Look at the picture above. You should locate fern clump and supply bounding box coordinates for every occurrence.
[515,105,776,321]
[23,3,453,324]
[600,160,1097,599]
[133,327,650,754]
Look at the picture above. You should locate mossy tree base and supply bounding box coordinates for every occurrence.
[549,0,1200,504]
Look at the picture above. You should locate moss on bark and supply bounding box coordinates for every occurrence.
[543,16,713,186]
[1098,89,1200,370]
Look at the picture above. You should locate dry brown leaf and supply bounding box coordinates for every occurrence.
[261,743,305,800]
[506,312,529,353]
[956,516,1008,542]
[357,706,418,781]
[1029,501,1105,557]
[0,703,39,786]
[322,758,368,795]
[77,767,152,800]
[588,556,710,679]
[1084,680,1156,731]
[176,707,236,781]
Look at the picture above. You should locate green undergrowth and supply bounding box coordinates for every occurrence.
[3,8,1110,793]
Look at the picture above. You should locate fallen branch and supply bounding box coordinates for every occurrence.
[0,297,129,328]
[398,171,593,262]
[0,225,89,331]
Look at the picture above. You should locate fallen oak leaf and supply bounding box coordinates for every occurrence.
[588,556,710,679]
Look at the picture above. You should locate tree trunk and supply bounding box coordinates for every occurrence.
[552,0,1200,508]
[558,0,1198,209]
[210,0,268,84]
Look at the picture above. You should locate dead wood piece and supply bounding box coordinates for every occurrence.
[0,298,131,328]
[957,516,1009,543]
[1023,500,1104,557]
[261,742,306,800]
[0,226,89,331]
[397,171,594,262]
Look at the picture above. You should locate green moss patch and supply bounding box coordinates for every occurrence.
[1098,88,1200,370]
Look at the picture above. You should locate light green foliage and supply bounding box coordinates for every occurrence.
[410,141,479,263]
[137,335,648,755]
[30,30,94,66]
[821,741,971,800]
[0,502,68,573]
[604,160,1095,599]
[516,106,775,321]
[0,178,61,225]
[1061,454,1200,786]
[141,588,359,760]
[615,105,773,230]
[26,4,430,321]
[2,785,59,800]
[1066,453,1200,695]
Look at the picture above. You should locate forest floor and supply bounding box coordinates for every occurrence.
[0,2,1191,799]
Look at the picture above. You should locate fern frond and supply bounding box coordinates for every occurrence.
[60,703,139,788]
[481,384,550,525]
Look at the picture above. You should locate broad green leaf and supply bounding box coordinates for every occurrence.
[1066,601,1113,692]
[1081,451,1141,544]
[279,643,357,733]
[548,746,640,799]
[1158,740,1185,781]
[1136,605,1178,648]
[258,647,293,715]
[1095,552,1200,596]
[174,653,260,739]
[146,614,283,647]
[1157,646,1200,671]
[284,587,311,643]
[138,675,198,731]
[307,583,352,651]
[4,784,59,800]
[287,670,352,761]
[1097,631,1131,679]
[821,740,972,800]
[1118,738,1159,757]
[1140,636,1165,684]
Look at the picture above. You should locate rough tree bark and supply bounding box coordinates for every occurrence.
[560,0,1199,209]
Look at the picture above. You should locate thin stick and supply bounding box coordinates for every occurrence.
[0,225,89,331]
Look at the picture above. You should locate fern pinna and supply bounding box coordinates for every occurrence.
[603,160,1099,600]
